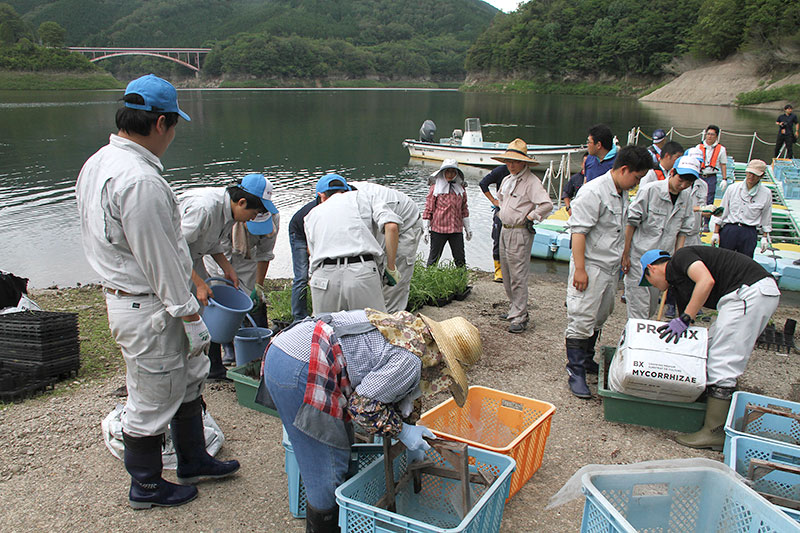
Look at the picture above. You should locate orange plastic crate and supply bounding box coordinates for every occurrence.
[420,386,555,500]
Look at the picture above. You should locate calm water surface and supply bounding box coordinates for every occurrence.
[0,89,781,288]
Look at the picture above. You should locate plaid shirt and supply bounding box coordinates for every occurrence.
[422,184,469,234]
[303,321,352,421]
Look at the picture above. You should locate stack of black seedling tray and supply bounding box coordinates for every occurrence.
[0,360,53,401]
[757,319,797,354]
[0,311,80,392]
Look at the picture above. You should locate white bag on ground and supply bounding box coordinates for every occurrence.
[609,319,707,402]
[101,404,224,469]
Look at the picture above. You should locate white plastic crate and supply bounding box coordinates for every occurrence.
[580,466,800,532]
[724,391,800,459]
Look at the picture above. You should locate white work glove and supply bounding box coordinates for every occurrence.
[760,233,772,253]
[397,422,435,451]
[422,219,430,244]
[383,267,400,287]
[462,217,472,241]
[711,233,720,246]
[183,318,211,357]
[406,447,427,465]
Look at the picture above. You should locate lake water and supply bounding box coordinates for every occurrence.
[0,88,783,288]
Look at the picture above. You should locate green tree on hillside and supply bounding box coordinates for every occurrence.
[690,0,746,59]
[0,2,32,45]
[38,21,66,47]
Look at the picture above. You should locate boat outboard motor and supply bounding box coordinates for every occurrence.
[419,120,436,142]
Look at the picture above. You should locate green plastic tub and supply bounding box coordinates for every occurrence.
[226,360,278,417]
[598,346,706,433]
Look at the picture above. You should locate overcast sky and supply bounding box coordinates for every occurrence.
[484,0,522,12]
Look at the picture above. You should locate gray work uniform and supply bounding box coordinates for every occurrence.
[496,167,553,325]
[685,178,708,246]
[624,180,695,319]
[204,215,280,294]
[565,171,627,339]
[352,182,423,313]
[304,191,402,314]
[178,187,236,281]
[76,134,207,438]
[719,181,773,232]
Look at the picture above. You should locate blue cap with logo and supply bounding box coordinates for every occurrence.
[652,129,667,143]
[315,173,351,194]
[239,173,279,235]
[124,74,190,121]
[673,155,701,179]
[639,249,671,286]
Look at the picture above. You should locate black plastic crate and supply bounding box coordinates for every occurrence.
[0,362,54,401]
[3,353,80,379]
[0,338,80,361]
[0,311,78,342]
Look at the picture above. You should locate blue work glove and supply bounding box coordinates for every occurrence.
[657,314,691,344]
[406,447,427,465]
[397,422,435,451]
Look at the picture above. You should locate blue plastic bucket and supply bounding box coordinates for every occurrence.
[234,315,272,367]
[202,277,253,343]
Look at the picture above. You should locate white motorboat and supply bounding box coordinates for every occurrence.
[403,118,586,172]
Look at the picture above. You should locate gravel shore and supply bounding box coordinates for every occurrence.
[1,273,798,532]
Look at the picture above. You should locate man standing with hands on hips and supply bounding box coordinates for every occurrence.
[713,159,772,258]
[75,74,239,510]
[495,139,553,334]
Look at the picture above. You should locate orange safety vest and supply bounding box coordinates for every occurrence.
[697,143,722,171]
[649,145,661,162]
[654,168,666,181]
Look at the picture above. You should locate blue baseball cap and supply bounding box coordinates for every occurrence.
[124,74,190,121]
[673,155,701,180]
[652,129,667,142]
[240,173,279,235]
[315,173,351,194]
[639,249,671,286]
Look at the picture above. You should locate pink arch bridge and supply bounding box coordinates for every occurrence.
[68,47,212,72]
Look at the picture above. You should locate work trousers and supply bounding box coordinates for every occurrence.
[624,260,660,319]
[106,293,208,438]
[264,347,350,510]
[775,133,795,159]
[427,231,465,267]
[702,174,717,205]
[310,259,386,315]
[565,262,617,339]
[720,223,758,258]
[491,209,502,260]
[707,277,780,388]
[289,234,310,321]
[499,227,535,325]
[383,217,423,313]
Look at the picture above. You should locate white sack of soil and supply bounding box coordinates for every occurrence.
[609,319,707,403]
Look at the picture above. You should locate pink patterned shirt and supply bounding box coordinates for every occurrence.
[422,184,469,233]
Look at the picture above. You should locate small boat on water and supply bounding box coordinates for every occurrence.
[403,118,586,172]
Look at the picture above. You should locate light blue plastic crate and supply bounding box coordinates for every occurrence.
[531,228,557,259]
[283,427,383,519]
[336,445,515,533]
[554,233,571,262]
[723,391,800,459]
[580,466,800,532]
[726,435,800,523]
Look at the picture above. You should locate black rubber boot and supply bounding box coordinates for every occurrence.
[123,432,198,509]
[306,503,340,533]
[207,343,230,381]
[584,330,600,374]
[566,338,591,399]
[171,397,240,484]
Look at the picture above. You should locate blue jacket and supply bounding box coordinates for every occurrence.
[585,145,618,182]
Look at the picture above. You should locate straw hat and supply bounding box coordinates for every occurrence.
[492,138,537,164]
[419,314,482,407]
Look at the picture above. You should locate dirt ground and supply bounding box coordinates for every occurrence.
[1,272,799,532]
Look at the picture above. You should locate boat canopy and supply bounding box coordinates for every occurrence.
[462,118,483,147]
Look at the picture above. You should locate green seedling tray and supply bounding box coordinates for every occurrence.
[598,346,706,433]
[227,360,278,417]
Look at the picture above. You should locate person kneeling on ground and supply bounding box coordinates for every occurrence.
[641,246,781,450]
[264,309,481,532]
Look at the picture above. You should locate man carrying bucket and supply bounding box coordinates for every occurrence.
[75,74,239,509]
[179,173,279,379]
[641,246,781,449]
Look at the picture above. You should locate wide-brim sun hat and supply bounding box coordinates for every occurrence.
[430,158,465,182]
[492,138,537,164]
[419,314,482,407]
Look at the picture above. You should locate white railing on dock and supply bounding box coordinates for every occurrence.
[627,127,785,161]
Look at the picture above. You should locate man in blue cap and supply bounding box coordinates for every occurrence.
[304,174,401,314]
[648,128,667,163]
[641,246,780,449]
[76,74,239,509]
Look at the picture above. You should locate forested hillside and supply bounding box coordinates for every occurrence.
[466,0,800,79]
[6,0,497,80]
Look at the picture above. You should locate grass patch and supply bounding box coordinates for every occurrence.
[0,71,121,90]
[461,79,629,97]
[736,84,800,106]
